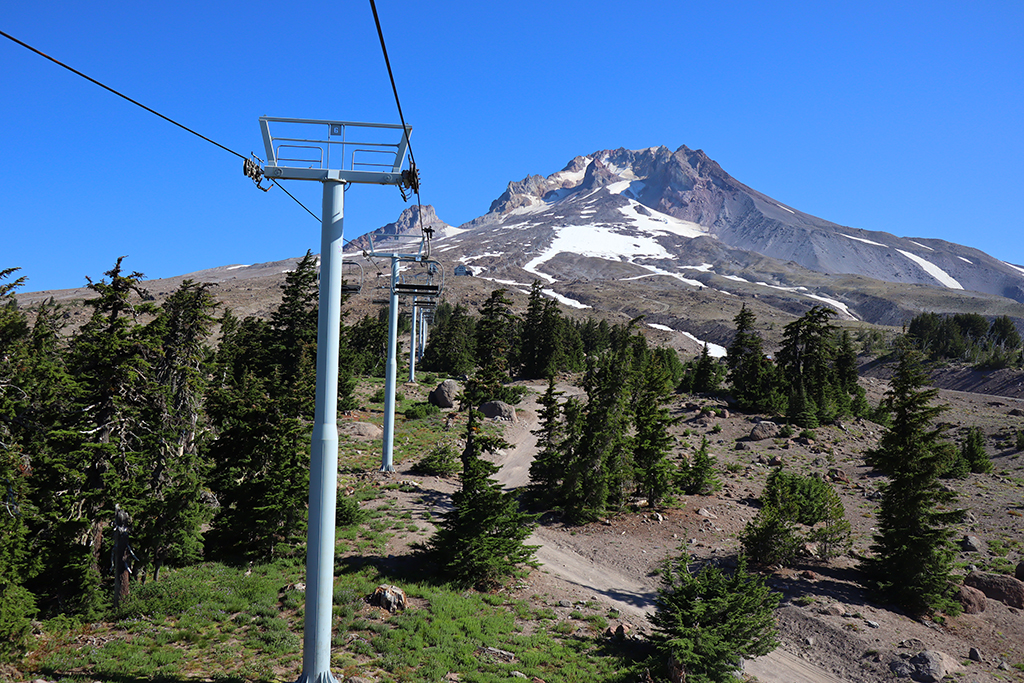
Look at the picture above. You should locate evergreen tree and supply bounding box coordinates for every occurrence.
[204,259,324,562]
[726,304,777,411]
[691,344,721,393]
[632,353,678,506]
[863,346,964,614]
[778,306,837,425]
[679,437,721,496]
[526,377,566,504]
[421,302,476,376]
[649,554,780,683]
[960,426,992,474]
[138,280,218,578]
[0,268,38,659]
[428,408,537,588]
[30,258,157,615]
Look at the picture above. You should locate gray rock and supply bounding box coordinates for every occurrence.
[479,400,517,422]
[368,584,407,612]
[960,534,984,553]
[908,650,947,682]
[428,379,459,408]
[1016,561,1024,581]
[968,647,983,662]
[749,421,780,441]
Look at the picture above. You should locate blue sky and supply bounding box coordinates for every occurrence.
[3,1,1022,293]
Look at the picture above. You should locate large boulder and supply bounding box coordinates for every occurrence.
[964,571,1024,609]
[1016,561,1024,582]
[956,584,987,614]
[428,380,460,409]
[338,421,383,440]
[480,400,517,422]
[749,421,780,441]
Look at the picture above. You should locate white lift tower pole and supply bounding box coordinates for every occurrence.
[256,117,415,683]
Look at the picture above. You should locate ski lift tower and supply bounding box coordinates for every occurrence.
[256,117,415,683]
[364,228,437,472]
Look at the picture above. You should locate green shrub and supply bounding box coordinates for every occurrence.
[0,584,37,662]
[336,496,365,526]
[404,402,441,420]
[411,442,460,477]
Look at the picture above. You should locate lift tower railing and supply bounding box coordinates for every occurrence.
[258,116,413,683]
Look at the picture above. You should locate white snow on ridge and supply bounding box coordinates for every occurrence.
[775,203,795,214]
[897,249,963,289]
[958,256,972,264]
[462,252,505,263]
[543,288,590,309]
[681,263,714,272]
[841,234,886,247]
[617,204,706,238]
[802,293,856,320]
[908,240,933,251]
[646,324,728,358]
[522,224,673,283]
[226,265,250,270]
[679,331,728,358]
[1002,261,1024,278]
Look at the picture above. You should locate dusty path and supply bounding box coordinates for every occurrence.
[486,384,854,683]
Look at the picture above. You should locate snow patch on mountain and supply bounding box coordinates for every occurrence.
[841,234,886,247]
[523,224,675,281]
[543,289,590,309]
[617,204,706,238]
[908,240,933,251]
[897,250,963,289]
[1003,262,1024,278]
[678,331,728,358]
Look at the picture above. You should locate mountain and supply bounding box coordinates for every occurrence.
[361,145,1024,331]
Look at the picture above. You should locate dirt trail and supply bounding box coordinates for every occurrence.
[487,384,854,683]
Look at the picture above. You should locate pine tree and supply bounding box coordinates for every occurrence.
[680,437,721,496]
[863,346,964,614]
[632,354,678,506]
[138,280,219,578]
[526,377,566,504]
[650,554,780,683]
[0,268,38,659]
[32,258,158,615]
[428,408,537,588]
[421,302,476,376]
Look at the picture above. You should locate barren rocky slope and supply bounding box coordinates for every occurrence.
[370,375,1024,683]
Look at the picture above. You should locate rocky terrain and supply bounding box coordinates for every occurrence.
[368,375,1024,683]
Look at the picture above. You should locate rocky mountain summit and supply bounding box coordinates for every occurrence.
[363,145,1024,333]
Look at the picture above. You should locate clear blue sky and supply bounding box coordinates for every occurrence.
[3,1,1022,293]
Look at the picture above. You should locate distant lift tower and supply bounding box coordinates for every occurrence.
[399,265,442,382]
[364,227,441,472]
[257,117,415,683]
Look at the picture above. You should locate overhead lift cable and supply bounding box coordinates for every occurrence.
[0,29,374,249]
[368,1,433,255]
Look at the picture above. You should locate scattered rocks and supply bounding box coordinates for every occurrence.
[964,570,1024,609]
[476,646,515,662]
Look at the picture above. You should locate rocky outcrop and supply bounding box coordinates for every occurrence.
[964,571,1024,609]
